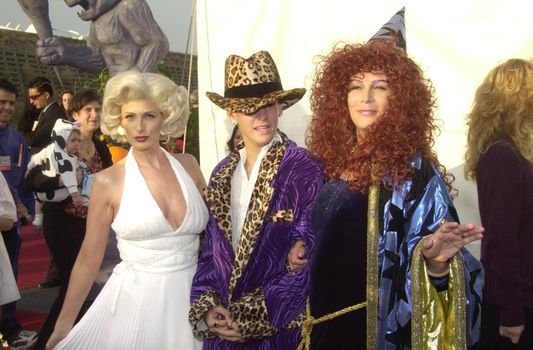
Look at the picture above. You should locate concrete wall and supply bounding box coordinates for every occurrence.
[0,28,197,124]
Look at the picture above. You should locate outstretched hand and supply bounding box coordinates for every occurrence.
[422,221,484,274]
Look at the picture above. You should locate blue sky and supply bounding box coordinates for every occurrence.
[1,0,194,53]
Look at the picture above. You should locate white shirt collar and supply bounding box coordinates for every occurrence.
[42,100,55,114]
[236,132,282,167]
[230,132,282,250]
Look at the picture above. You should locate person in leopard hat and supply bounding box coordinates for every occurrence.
[189,50,324,349]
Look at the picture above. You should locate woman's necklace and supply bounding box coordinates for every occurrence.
[79,140,95,162]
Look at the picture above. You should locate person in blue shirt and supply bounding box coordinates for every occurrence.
[0,79,38,350]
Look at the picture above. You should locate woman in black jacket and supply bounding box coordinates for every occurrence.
[26,90,113,350]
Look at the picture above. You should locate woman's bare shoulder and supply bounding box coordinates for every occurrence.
[172,153,198,168]
[92,160,126,200]
[171,153,206,190]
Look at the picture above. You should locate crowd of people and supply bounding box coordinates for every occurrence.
[0,13,531,350]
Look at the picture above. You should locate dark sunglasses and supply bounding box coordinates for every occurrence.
[28,92,44,100]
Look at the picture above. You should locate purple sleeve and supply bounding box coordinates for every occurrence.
[191,218,219,302]
[477,144,525,326]
[263,168,323,326]
[188,217,223,339]
[230,155,324,335]
[189,160,234,338]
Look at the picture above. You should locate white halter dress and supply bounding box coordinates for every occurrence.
[55,149,208,350]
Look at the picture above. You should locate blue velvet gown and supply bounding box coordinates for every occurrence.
[308,156,483,350]
[309,181,368,349]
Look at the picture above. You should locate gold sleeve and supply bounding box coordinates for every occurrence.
[411,239,467,350]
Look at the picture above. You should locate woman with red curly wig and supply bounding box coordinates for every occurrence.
[301,41,484,349]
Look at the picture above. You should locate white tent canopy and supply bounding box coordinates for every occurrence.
[196,0,533,226]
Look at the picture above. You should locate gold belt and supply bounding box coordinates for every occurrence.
[297,297,367,350]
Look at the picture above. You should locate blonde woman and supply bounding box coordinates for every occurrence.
[46,71,208,350]
[465,58,533,349]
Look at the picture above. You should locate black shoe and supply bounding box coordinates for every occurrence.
[36,279,61,288]
[18,216,28,226]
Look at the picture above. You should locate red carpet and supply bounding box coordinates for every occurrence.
[16,224,50,332]
[14,309,46,332]
[18,224,49,290]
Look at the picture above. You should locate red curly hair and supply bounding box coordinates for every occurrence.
[307,41,450,193]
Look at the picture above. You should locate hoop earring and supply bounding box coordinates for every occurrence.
[117,126,126,136]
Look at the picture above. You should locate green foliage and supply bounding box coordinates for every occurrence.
[82,67,110,94]
[157,60,175,80]
[184,106,200,161]
[82,61,174,94]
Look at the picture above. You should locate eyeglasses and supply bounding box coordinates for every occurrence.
[28,92,44,100]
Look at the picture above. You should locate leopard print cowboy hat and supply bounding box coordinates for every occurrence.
[206,51,306,114]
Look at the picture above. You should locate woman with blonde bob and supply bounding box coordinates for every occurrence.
[465,58,533,349]
[46,71,209,350]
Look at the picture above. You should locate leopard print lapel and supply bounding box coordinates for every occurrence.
[206,151,240,245]
[228,133,288,299]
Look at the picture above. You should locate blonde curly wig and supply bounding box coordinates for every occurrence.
[101,70,189,144]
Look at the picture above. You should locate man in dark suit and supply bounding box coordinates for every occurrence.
[26,77,63,289]
[26,77,66,155]
[17,103,40,144]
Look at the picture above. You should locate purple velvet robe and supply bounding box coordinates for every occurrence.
[189,133,324,349]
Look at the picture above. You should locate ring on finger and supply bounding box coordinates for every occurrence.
[287,262,295,275]
[439,219,448,233]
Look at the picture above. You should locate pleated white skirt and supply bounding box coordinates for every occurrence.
[54,261,202,350]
